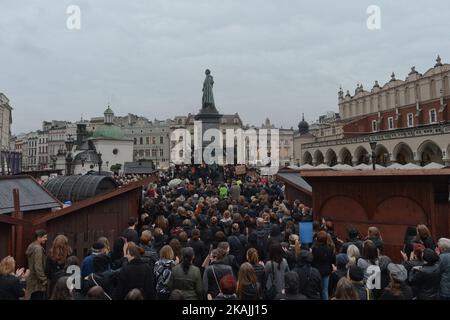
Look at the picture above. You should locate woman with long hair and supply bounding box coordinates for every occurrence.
[312,231,335,300]
[46,234,72,298]
[333,277,359,300]
[416,224,436,250]
[246,248,265,293]
[237,262,258,300]
[169,238,182,263]
[264,243,289,299]
[167,247,203,300]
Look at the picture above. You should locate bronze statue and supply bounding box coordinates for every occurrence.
[202,69,215,109]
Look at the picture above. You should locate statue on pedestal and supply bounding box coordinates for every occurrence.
[202,69,216,111]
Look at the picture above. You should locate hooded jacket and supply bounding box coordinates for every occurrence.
[26,242,47,295]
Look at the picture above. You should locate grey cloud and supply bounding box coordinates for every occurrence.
[1,0,450,132]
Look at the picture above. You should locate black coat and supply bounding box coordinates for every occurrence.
[187,239,209,268]
[113,258,155,300]
[0,275,25,300]
[293,265,322,300]
[251,263,266,295]
[409,264,441,300]
[311,244,335,277]
[227,233,248,265]
[202,262,233,298]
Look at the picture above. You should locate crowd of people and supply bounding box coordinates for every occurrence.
[1,164,450,301]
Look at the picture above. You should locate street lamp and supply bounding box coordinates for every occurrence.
[65,135,75,176]
[369,140,377,171]
[97,152,103,173]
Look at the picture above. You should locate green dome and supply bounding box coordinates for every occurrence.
[92,124,125,140]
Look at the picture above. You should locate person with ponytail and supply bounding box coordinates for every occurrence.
[168,247,204,300]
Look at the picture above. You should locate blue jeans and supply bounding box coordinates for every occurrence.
[322,276,330,300]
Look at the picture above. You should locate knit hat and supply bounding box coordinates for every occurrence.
[423,248,439,265]
[336,253,349,269]
[91,242,105,254]
[348,265,364,282]
[387,263,408,282]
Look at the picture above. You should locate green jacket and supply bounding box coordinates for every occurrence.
[219,186,228,199]
[168,264,204,300]
[26,242,47,295]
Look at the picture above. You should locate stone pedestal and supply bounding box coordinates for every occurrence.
[194,106,222,164]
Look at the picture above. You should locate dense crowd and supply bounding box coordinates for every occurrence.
[1,164,450,301]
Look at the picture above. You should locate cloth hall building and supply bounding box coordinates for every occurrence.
[294,56,450,167]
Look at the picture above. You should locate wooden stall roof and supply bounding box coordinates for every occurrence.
[276,170,312,196]
[32,175,158,225]
[300,168,450,178]
[0,175,62,214]
[0,213,32,226]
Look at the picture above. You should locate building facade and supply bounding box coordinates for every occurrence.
[297,56,450,167]
[0,93,12,150]
[37,130,48,170]
[25,132,38,171]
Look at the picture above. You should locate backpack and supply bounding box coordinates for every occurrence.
[264,262,278,300]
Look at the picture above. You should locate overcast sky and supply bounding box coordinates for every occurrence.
[2,0,450,134]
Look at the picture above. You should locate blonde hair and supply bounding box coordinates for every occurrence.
[0,256,15,276]
[346,244,360,267]
[160,245,175,260]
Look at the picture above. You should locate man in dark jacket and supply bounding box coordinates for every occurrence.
[409,248,440,300]
[202,248,233,299]
[227,224,247,265]
[438,238,450,300]
[293,250,322,300]
[113,243,155,300]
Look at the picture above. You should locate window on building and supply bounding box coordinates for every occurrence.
[134,138,137,145]
[146,137,150,145]
[429,109,437,124]
[152,149,157,157]
[145,150,150,157]
[152,137,156,144]
[160,136,163,144]
[140,137,143,145]
[372,120,378,132]
[388,117,394,130]
[159,149,164,157]
[407,113,414,127]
